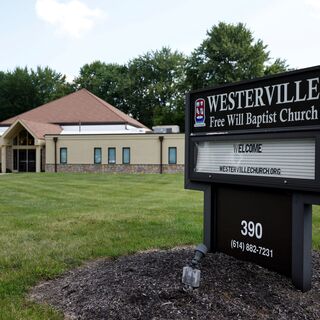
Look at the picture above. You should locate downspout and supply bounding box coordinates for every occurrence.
[159,136,164,174]
[53,137,58,173]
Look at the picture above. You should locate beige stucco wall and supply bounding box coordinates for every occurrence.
[45,134,185,165]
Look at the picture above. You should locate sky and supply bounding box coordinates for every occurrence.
[1,0,320,81]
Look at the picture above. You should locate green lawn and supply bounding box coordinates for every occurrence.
[313,206,320,250]
[0,173,319,320]
[0,173,203,320]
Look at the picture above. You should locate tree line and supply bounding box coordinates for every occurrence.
[0,23,288,130]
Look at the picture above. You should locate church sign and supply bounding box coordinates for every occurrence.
[191,67,320,134]
[185,66,320,292]
[188,66,320,193]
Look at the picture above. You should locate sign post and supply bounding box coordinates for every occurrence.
[185,66,320,291]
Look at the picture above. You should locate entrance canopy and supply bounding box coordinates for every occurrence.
[0,119,60,173]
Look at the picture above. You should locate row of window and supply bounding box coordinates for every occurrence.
[60,147,177,165]
[13,129,34,146]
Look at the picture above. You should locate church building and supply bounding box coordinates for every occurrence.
[0,89,184,173]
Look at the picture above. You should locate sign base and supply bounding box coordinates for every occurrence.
[200,184,318,292]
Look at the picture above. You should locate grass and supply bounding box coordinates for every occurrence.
[0,173,319,319]
[0,173,203,319]
[313,206,320,250]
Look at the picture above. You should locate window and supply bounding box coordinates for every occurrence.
[122,147,130,164]
[27,133,34,145]
[12,129,34,146]
[168,147,177,164]
[94,148,102,164]
[60,148,67,164]
[19,129,28,145]
[108,147,116,164]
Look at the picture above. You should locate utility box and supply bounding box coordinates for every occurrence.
[152,125,180,134]
[185,66,320,292]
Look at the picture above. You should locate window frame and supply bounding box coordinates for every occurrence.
[108,147,116,164]
[168,147,177,165]
[94,147,102,164]
[60,147,68,164]
[122,147,131,165]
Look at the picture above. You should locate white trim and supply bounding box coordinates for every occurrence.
[60,124,148,135]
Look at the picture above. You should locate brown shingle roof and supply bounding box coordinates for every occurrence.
[21,119,62,139]
[1,119,62,140]
[0,89,148,129]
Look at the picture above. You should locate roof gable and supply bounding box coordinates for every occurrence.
[0,89,148,129]
[1,119,62,140]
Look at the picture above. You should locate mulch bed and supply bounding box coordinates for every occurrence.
[29,247,320,319]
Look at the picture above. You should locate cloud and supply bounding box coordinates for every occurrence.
[35,0,105,38]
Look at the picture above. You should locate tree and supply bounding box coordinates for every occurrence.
[31,66,73,106]
[127,47,188,129]
[0,67,37,121]
[0,23,289,129]
[74,61,130,113]
[186,22,288,90]
[74,51,188,129]
[264,58,289,76]
[0,67,73,121]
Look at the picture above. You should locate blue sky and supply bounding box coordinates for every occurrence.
[1,0,319,81]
